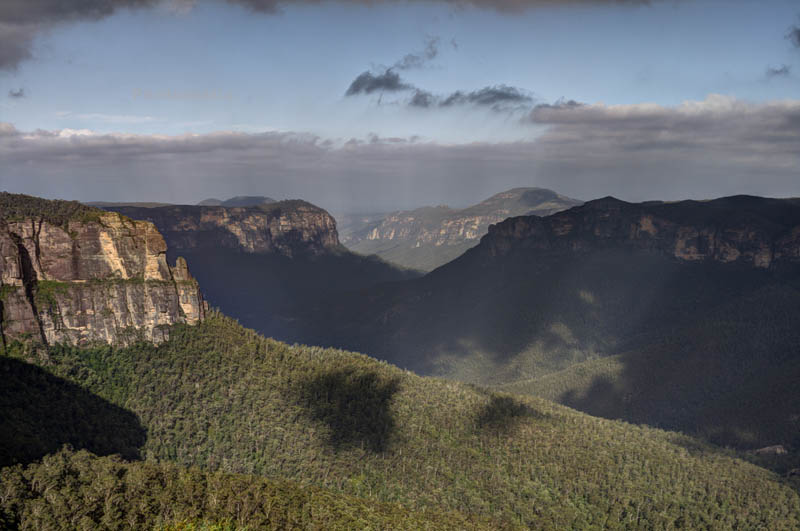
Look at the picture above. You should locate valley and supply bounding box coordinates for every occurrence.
[1,191,799,528]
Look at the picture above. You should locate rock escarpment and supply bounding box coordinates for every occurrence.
[0,193,205,346]
[106,200,339,257]
[480,195,800,269]
[342,188,582,271]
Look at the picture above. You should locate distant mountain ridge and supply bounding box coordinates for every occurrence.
[479,195,800,269]
[197,195,276,207]
[291,194,800,450]
[341,187,582,271]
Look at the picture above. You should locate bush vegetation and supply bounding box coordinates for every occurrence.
[2,312,799,528]
[0,448,492,530]
[0,192,104,228]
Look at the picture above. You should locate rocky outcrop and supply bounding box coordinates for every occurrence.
[480,195,800,269]
[106,200,339,257]
[0,204,205,346]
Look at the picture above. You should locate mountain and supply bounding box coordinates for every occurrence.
[197,195,276,207]
[2,313,798,528]
[0,192,204,346]
[292,195,800,449]
[108,200,338,257]
[86,201,174,208]
[102,200,419,340]
[341,187,582,271]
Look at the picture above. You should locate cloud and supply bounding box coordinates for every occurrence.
[409,89,436,108]
[0,0,156,70]
[440,85,534,110]
[0,22,36,70]
[0,0,655,70]
[345,70,413,96]
[766,64,790,78]
[8,88,25,98]
[789,24,800,48]
[2,95,798,211]
[406,84,535,112]
[393,36,439,70]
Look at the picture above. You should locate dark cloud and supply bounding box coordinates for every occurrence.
[0,0,156,25]
[8,87,25,98]
[440,85,533,110]
[345,70,412,96]
[766,64,790,78]
[2,95,798,211]
[409,90,435,108]
[789,25,800,48]
[0,0,655,70]
[393,36,439,70]
[0,0,156,70]
[0,22,36,70]
[405,84,535,111]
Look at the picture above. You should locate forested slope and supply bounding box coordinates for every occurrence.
[2,314,799,528]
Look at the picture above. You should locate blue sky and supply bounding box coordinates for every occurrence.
[3,0,798,140]
[0,0,799,210]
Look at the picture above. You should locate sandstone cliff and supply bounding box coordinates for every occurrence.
[0,193,205,346]
[342,188,582,271]
[106,200,339,257]
[480,195,800,269]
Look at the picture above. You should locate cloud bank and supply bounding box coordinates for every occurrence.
[1,95,798,211]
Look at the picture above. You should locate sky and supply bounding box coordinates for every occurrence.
[1,0,799,213]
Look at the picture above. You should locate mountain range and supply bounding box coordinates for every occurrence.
[340,187,581,271]
[292,195,800,451]
[2,190,799,527]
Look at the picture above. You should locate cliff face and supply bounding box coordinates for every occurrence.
[480,196,800,269]
[107,200,339,257]
[342,188,582,271]
[0,204,205,346]
[346,188,582,249]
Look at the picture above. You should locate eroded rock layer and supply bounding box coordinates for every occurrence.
[481,195,800,269]
[106,200,339,257]
[0,204,204,346]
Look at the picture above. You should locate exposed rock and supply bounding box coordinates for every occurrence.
[0,203,205,346]
[342,188,582,271]
[481,195,800,269]
[754,445,788,455]
[105,200,338,257]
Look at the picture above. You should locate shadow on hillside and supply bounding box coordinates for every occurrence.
[295,368,400,453]
[556,280,800,451]
[475,395,550,436]
[171,249,419,344]
[0,356,146,468]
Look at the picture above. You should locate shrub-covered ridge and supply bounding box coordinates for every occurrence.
[2,312,799,528]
